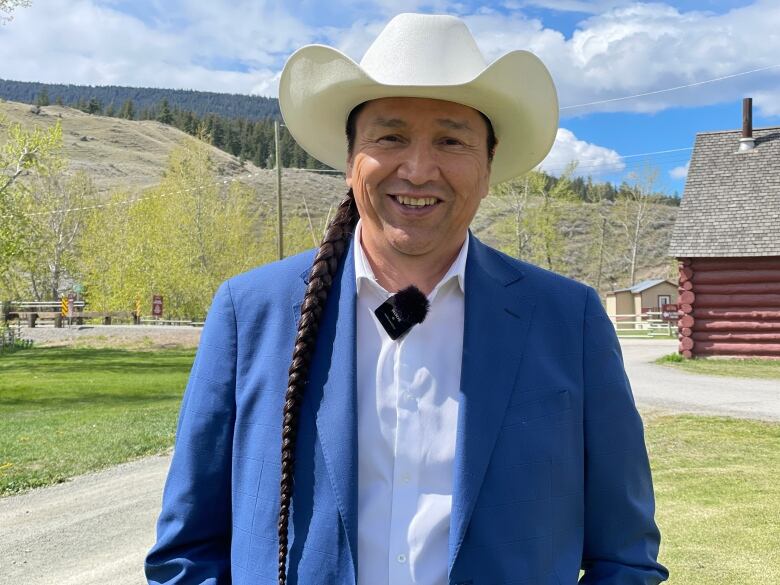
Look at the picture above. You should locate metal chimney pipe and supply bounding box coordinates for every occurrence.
[739,97,755,151]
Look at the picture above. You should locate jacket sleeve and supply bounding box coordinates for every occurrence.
[145,280,237,584]
[579,286,669,584]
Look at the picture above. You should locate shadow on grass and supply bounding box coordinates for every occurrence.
[0,391,184,408]
[0,346,195,375]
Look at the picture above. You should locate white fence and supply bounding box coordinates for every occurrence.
[607,311,677,336]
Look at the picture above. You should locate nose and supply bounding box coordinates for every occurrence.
[396,140,440,185]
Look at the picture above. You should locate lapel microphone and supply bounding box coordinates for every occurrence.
[374,285,430,340]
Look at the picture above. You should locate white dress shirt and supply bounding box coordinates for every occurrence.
[355,220,468,585]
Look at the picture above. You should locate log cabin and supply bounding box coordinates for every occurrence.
[668,98,780,359]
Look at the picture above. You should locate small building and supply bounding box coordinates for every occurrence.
[606,279,678,327]
[668,99,780,359]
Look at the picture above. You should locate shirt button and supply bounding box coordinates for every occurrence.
[397,553,407,563]
[401,473,411,484]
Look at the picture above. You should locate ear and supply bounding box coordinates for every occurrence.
[345,155,354,188]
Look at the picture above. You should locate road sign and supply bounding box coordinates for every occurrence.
[152,295,163,318]
[661,303,678,321]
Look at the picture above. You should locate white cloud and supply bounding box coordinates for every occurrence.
[504,0,631,14]
[1,0,779,119]
[457,2,780,117]
[538,128,625,176]
[0,0,311,96]
[537,1,780,116]
[669,161,690,179]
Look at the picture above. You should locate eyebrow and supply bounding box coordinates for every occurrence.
[366,117,474,131]
[436,118,473,131]
[369,117,406,129]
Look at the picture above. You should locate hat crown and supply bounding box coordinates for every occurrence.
[360,13,487,86]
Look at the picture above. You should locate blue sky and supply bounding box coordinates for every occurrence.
[1,0,779,195]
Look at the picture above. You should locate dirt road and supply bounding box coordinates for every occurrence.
[0,455,169,585]
[1,338,777,585]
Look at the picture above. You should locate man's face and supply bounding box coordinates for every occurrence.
[346,97,492,261]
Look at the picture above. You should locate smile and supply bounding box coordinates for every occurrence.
[392,195,440,208]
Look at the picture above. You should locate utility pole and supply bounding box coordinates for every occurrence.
[596,215,607,292]
[274,120,284,260]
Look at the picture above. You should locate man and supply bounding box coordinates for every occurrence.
[146,13,668,585]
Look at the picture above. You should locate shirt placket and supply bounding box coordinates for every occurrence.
[387,331,422,584]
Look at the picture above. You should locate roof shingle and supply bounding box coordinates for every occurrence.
[668,126,780,257]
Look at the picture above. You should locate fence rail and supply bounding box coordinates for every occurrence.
[608,311,678,336]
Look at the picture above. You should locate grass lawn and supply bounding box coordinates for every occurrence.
[655,352,780,380]
[0,346,195,495]
[2,347,779,583]
[646,412,780,584]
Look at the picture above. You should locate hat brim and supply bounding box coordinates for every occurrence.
[278,45,559,185]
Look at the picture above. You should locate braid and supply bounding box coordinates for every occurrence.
[278,190,359,584]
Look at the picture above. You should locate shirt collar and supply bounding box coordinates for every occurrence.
[354,219,469,298]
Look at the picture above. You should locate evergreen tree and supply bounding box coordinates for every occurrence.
[104,101,116,117]
[55,95,64,106]
[35,88,50,106]
[119,99,135,120]
[182,111,196,135]
[156,98,173,124]
[87,97,101,114]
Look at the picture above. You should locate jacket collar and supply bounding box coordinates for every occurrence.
[294,233,538,580]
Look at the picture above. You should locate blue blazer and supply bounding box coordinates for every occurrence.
[146,235,668,585]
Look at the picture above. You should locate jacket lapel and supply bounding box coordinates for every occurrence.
[295,237,359,579]
[449,236,538,572]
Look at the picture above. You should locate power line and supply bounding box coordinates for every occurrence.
[540,155,691,176]
[561,63,780,110]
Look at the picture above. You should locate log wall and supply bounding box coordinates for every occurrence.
[676,256,780,359]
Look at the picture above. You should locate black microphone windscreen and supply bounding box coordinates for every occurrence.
[373,285,430,340]
[392,285,430,324]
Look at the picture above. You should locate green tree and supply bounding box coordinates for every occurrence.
[119,99,135,120]
[613,166,661,286]
[0,117,63,277]
[86,97,101,115]
[13,170,98,300]
[584,182,615,293]
[35,88,50,106]
[156,99,173,124]
[0,117,81,298]
[78,139,268,318]
[492,164,577,272]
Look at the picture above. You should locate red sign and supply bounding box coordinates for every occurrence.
[152,295,164,318]
[661,303,678,321]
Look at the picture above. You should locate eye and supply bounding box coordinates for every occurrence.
[440,137,465,146]
[377,134,402,144]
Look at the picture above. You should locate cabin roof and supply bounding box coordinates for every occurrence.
[668,126,780,257]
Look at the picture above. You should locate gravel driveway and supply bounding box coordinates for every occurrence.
[621,338,780,421]
[1,337,778,585]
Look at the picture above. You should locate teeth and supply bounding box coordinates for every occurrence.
[395,195,438,207]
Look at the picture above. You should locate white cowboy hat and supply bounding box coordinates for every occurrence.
[278,13,559,185]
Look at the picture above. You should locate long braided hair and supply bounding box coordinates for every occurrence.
[275,102,497,584]
[276,105,364,584]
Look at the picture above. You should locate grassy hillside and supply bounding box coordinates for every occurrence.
[1,98,678,293]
